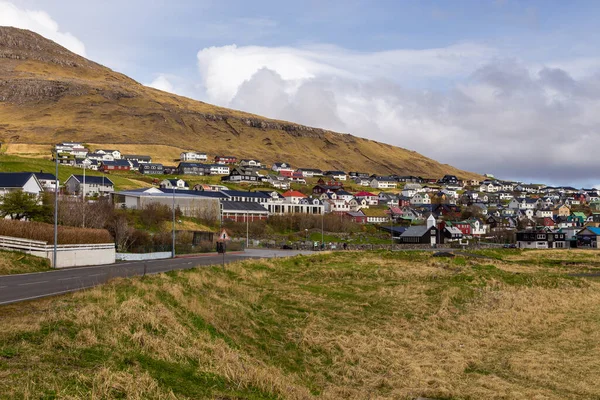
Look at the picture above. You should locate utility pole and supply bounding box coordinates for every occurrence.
[172,186,176,258]
[321,208,324,250]
[82,163,86,228]
[53,146,58,269]
[390,214,394,251]
[246,212,249,248]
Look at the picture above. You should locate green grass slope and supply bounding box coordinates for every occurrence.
[1,250,600,399]
[0,249,50,275]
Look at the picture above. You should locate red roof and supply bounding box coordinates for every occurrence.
[354,191,376,197]
[282,190,307,198]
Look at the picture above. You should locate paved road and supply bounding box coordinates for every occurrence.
[0,249,314,306]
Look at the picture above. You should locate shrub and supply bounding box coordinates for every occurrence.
[0,219,113,245]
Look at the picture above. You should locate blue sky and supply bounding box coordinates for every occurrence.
[3,0,600,186]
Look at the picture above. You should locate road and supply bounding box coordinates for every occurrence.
[0,249,314,306]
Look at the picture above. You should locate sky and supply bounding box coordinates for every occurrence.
[2,0,600,187]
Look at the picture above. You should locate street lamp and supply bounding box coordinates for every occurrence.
[305,228,308,242]
[53,146,58,268]
[172,185,176,258]
[321,207,324,250]
[82,163,86,228]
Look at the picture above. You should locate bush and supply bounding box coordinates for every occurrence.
[0,219,113,245]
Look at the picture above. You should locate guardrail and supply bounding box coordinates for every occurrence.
[0,235,116,268]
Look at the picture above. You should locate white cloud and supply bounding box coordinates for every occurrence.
[145,74,174,93]
[194,43,600,185]
[0,1,86,56]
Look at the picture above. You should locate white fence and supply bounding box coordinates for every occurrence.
[0,235,115,268]
[116,252,172,261]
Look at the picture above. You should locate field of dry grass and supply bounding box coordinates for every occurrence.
[1,250,599,399]
[0,249,50,275]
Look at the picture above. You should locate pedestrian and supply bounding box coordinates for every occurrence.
[343,242,348,250]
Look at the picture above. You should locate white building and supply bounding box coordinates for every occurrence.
[181,152,207,162]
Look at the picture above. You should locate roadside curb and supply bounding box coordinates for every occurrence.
[175,251,245,258]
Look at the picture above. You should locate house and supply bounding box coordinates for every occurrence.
[397,215,438,245]
[222,167,260,183]
[221,201,270,222]
[351,177,369,187]
[410,192,431,206]
[239,159,262,168]
[74,158,99,171]
[535,208,553,218]
[509,197,537,210]
[370,176,397,189]
[361,207,389,224]
[265,175,291,190]
[160,179,189,190]
[335,190,355,203]
[297,168,323,178]
[272,162,294,174]
[99,160,131,172]
[313,184,343,195]
[401,183,423,198]
[438,175,460,185]
[177,162,208,176]
[378,192,398,206]
[180,152,207,162]
[123,155,152,164]
[214,155,237,165]
[321,192,351,214]
[345,211,367,224]
[354,191,379,206]
[139,163,164,175]
[281,190,307,204]
[96,149,121,160]
[349,172,370,178]
[87,152,114,162]
[208,164,230,175]
[0,173,44,198]
[576,227,600,247]
[553,204,571,217]
[65,175,114,196]
[324,171,347,181]
[516,230,567,249]
[32,172,59,192]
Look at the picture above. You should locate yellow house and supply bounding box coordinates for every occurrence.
[553,204,571,217]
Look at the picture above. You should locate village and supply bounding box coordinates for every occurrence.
[1,141,600,250]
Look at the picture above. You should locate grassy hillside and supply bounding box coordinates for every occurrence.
[0,27,481,180]
[2,250,600,399]
[0,249,50,275]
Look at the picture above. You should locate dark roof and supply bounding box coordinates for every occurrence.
[221,201,269,212]
[101,160,130,167]
[222,190,270,199]
[68,175,114,186]
[324,170,346,175]
[32,172,56,180]
[0,172,37,188]
[400,225,433,238]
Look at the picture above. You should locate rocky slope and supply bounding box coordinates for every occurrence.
[0,27,479,178]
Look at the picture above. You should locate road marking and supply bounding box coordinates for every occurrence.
[0,286,6,289]
[18,280,48,286]
[89,273,104,277]
[58,277,75,281]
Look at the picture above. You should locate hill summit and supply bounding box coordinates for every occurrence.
[0,27,478,178]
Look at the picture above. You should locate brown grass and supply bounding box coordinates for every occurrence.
[1,250,598,398]
[0,219,113,244]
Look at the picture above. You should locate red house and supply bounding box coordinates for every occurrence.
[446,221,472,235]
[214,155,237,165]
[99,160,131,172]
[345,211,367,224]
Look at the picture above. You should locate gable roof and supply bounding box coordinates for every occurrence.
[282,190,307,198]
[68,175,114,186]
[221,201,269,212]
[32,172,57,181]
[400,225,434,238]
[0,172,38,188]
[355,191,377,197]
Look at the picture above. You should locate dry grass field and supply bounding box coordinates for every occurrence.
[1,250,600,399]
[0,250,50,275]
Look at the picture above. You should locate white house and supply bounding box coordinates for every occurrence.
[239,159,262,168]
[0,173,44,198]
[160,178,189,190]
[410,192,431,205]
[272,162,294,173]
[96,149,121,160]
[209,164,230,175]
[180,152,208,162]
[33,172,59,192]
[371,177,397,189]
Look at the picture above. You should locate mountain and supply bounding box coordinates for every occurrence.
[0,27,480,179]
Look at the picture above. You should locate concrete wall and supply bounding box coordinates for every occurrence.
[116,252,172,261]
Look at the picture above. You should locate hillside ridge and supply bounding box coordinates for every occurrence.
[0,26,480,179]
